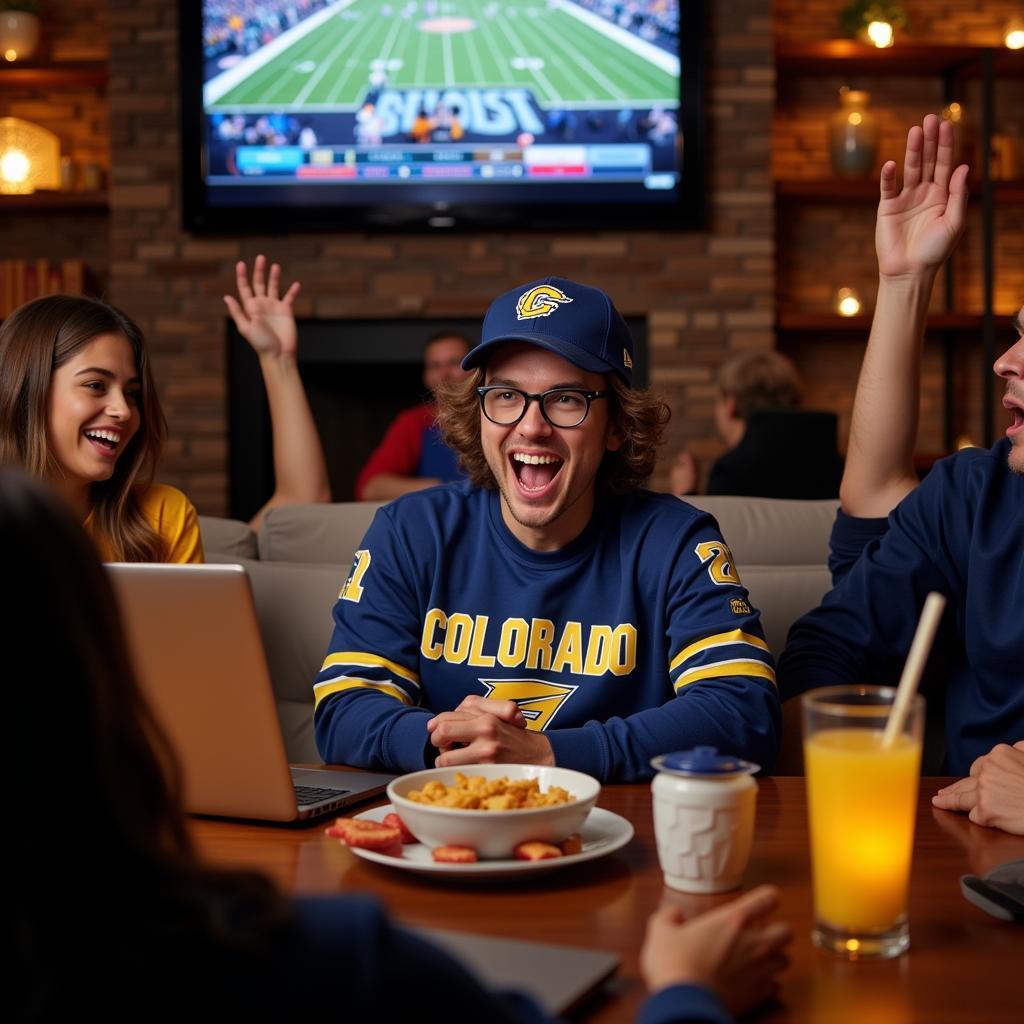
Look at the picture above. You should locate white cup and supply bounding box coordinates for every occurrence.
[650,747,759,893]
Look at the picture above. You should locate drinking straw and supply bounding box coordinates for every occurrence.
[882,591,947,749]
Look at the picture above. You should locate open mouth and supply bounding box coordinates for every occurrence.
[83,428,121,453]
[1008,406,1024,435]
[510,451,564,494]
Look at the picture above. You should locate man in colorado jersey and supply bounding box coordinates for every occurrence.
[313,277,780,782]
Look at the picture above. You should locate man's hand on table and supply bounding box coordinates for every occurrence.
[427,695,555,767]
[932,740,1024,835]
[640,885,791,1017]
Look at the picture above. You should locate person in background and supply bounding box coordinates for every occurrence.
[5,465,791,1022]
[0,292,203,562]
[778,114,1024,830]
[224,256,331,530]
[355,329,472,500]
[669,351,843,499]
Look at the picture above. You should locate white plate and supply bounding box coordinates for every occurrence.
[345,804,634,880]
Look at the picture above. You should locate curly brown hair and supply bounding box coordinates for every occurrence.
[435,368,670,495]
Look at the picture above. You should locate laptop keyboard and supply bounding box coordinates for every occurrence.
[294,784,351,806]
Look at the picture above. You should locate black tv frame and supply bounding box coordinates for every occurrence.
[180,1,705,233]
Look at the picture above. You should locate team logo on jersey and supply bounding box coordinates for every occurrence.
[479,679,578,731]
[730,597,751,616]
[516,285,573,321]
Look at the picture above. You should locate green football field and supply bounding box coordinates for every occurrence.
[209,0,677,111]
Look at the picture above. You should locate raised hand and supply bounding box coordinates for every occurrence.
[876,114,969,279]
[224,255,301,358]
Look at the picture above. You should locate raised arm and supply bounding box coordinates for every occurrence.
[840,114,969,518]
[224,256,330,532]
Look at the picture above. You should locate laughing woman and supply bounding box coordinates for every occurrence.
[0,294,203,562]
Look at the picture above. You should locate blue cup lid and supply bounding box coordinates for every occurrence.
[651,746,760,777]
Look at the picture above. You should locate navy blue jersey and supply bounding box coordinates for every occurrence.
[780,440,1024,774]
[314,483,779,782]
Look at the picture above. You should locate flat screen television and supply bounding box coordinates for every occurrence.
[180,1,704,232]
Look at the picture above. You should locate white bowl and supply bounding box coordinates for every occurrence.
[386,764,600,860]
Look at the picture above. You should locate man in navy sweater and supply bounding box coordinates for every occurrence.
[314,278,780,782]
[778,115,1024,834]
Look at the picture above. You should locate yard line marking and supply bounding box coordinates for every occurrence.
[442,23,455,84]
[326,6,398,103]
[463,14,487,82]
[295,19,364,105]
[475,5,516,87]
[539,11,627,101]
[493,5,562,103]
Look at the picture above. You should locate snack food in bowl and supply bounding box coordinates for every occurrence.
[387,764,600,860]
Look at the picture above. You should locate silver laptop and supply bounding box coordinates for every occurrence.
[106,562,395,822]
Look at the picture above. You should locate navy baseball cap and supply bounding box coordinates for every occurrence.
[463,276,635,385]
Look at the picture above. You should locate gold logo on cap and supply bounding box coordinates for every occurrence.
[623,349,633,369]
[516,285,573,321]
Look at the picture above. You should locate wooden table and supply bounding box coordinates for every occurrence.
[190,777,1024,1023]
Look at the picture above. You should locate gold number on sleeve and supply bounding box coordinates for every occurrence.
[341,549,372,603]
[694,540,741,587]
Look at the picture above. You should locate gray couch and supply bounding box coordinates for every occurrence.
[200,497,837,766]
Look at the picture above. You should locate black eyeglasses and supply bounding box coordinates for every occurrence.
[476,386,609,428]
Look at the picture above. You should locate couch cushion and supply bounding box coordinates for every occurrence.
[687,496,837,567]
[244,559,346,763]
[739,563,831,657]
[198,515,258,561]
[258,497,838,569]
[259,502,384,564]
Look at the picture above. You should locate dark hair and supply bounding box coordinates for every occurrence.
[0,294,167,560]
[435,368,670,494]
[423,328,472,354]
[4,469,288,1017]
[717,351,802,421]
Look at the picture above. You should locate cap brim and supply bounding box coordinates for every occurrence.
[463,334,622,380]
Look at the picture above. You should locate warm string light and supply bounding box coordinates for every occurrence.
[1006,20,1024,50]
[835,287,863,317]
[866,20,895,47]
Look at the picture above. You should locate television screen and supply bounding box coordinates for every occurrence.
[181,1,704,231]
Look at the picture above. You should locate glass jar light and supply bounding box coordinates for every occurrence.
[830,87,879,178]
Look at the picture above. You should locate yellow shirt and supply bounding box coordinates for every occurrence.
[86,483,204,563]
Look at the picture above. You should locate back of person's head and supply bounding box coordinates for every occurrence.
[0,294,167,560]
[2,469,284,1016]
[716,351,802,422]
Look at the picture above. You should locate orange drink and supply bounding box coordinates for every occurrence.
[802,687,924,958]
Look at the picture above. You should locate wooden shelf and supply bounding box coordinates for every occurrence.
[0,62,107,88]
[0,191,108,212]
[775,178,1024,202]
[775,178,879,201]
[776,40,1024,78]
[777,311,985,333]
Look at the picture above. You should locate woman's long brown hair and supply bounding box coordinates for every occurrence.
[4,469,287,1017]
[0,294,167,560]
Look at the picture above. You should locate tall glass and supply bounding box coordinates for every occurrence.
[802,686,924,959]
